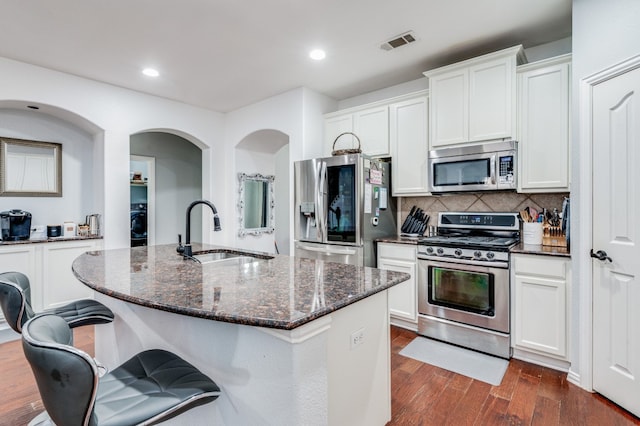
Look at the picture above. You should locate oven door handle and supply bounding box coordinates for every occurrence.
[417,256,509,270]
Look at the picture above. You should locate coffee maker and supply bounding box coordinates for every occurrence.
[1,209,32,241]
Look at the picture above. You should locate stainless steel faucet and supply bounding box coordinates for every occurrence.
[177,200,221,258]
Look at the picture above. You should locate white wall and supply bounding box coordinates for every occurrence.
[337,78,428,111]
[225,87,335,254]
[224,89,302,251]
[274,144,290,254]
[0,57,335,253]
[524,37,572,63]
[0,56,225,249]
[571,0,640,389]
[0,108,95,227]
[302,88,338,160]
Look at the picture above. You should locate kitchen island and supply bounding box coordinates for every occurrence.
[72,244,410,426]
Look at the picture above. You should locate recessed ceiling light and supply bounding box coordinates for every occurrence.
[142,68,160,77]
[309,49,326,61]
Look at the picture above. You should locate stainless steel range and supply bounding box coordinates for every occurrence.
[417,211,520,359]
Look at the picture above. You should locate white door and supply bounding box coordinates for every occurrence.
[592,64,640,417]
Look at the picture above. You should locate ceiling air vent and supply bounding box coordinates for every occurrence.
[380,31,418,51]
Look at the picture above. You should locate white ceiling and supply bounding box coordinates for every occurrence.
[0,0,571,113]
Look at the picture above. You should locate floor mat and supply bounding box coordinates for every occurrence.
[399,336,509,386]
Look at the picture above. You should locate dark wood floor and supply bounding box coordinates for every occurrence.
[389,326,640,426]
[0,325,638,425]
[0,326,95,426]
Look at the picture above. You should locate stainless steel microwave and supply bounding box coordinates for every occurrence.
[428,140,517,193]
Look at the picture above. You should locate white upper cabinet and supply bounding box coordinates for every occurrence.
[353,106,389,157]
[517,54,571,193]
[322,90,429,195]
[424,45,524,149]
[324,114,354,154]
[389,95,430,196]
[468,57,515,141]
[324,105,389,157]
[428,70,468,146]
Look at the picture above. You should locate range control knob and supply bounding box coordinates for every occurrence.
[426,246,434,254]
[474,251,482,258]
[454,249,463,257]
[486,251,495,260]
[437,248,444,255]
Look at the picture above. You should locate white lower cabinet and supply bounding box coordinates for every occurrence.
[0,244,38,329]
[377,242,417,330]
[0,239,102,331]
[511,253,571,369]
[41,239,102,310]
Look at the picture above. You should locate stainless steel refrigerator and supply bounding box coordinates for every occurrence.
[294,154,397,267]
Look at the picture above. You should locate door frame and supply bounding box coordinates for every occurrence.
[130,155,156,246]
[577,53,640,392]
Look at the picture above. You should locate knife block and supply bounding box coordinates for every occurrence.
[542,224,567,247]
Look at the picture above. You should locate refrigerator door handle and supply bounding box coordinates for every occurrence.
[315,162,321,241]
[316,161,328,242]
[297,244,358,255]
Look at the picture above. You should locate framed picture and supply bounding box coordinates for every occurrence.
[0,137,62,197]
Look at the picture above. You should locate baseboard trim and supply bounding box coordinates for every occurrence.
[512,348,570,372]
[390,316,418,332]
[567,369,584,389]
[0,327,19,345]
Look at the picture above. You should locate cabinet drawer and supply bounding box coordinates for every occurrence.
[513,254,566,279]
[377,243,416,262]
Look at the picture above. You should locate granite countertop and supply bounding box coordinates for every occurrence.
[72,243,410,330]
[510,242,571,257]
[0,235,103,245]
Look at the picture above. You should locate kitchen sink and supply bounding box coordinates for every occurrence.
[189,250,273,265]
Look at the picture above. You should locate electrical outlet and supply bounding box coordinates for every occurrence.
[350,328,365,350]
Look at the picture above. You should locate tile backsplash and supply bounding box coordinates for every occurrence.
[400,192,569,229]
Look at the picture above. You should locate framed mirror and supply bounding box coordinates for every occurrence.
[238,172,275,237]
[0,137,62,197]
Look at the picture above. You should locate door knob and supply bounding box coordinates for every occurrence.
[590,249,612,262]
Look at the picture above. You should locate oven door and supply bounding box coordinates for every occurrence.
[418,258,509,333]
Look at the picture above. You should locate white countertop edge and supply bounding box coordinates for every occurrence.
[256,315,332,344]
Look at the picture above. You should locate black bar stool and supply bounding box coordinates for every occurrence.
[22,314,221,425]
[0,271,114,333]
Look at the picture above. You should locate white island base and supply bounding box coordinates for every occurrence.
[94,290,391,426]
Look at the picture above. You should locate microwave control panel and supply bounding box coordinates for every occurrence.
[498,155,515,185]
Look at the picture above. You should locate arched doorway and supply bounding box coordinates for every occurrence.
[130,131,202,246]
[235,129,290,254]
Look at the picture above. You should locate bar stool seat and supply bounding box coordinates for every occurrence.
[0,271,114,333]
[22,314,221,425]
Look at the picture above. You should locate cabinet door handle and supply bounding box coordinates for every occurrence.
[590,249,612,263]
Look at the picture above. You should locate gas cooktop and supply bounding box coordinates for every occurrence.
[419,235,519,249]
[418,211,521,254]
